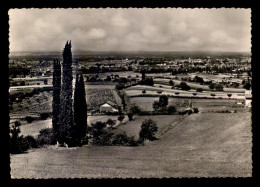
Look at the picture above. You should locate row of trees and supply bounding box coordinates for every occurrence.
[52,41,88,147]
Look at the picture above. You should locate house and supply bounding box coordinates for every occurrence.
[99,101,119,113]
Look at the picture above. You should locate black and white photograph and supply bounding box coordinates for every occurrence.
[8,8,252,178]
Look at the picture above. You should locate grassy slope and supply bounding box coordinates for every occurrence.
[11,111,252,178]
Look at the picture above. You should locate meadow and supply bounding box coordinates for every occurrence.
[11,111,252,178]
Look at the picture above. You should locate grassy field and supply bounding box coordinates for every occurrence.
[113,115,184,139]
[128,96,244,112]
[10,111,252,178]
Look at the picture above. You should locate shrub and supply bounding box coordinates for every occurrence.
[196,88,203,92]
[127,113,134,121]
[25,116,35,123]
[193,107,199,113]
[112,132,138,146]
[153,101,161,111]
[139,119,158,141]
[169,80,174,86]
[36,128,56,147]
[142,90,146,94]
[9,121,30,154]
[40,112,51,120]
[167,105,176,114]
[215,84,224,91]
[209,83,215,90]
[106,118,115,127]
[118,115,125,122]
[24,135,38,149]
[89,121,113,146]
[179,81,190,91]
[243,82,251,90]
[130,105,141,114]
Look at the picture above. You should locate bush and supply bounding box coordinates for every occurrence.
[209,83,215,90]
[139,119,158,141]
[118,115,125,122]
[24,135,38,149]
[169,80,174,86]
[193,107,199,113]
[243,82,251,90]
[167,105,176,114]
[89,121,113,146]
[215,84,224,91]
[25,116,35,123]
[9,121,30,154]
[196,88,203,92]
[130,105,141,114]
[127,113,134,121]
[106,118,115,127]
[112,132,138,146]
[179,81,190,91]
[36,128,56,147]
[40,112,51,120]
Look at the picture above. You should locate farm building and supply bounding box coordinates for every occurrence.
[245,90,252,107]
[99,101,119,113]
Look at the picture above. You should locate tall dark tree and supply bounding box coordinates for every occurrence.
[52,59,61,141]
[60,41,74,145]
[73,73,88,145]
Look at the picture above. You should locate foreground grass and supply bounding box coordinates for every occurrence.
[11,112,252,178]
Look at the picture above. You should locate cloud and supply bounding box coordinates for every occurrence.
[9,8,251,52]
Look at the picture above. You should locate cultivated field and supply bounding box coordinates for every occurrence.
[10,111,252,178]
[85,84,122,110]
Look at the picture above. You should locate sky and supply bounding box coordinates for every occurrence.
[9,8,251,53]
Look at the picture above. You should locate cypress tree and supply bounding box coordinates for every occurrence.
[52,59,61,141]
[60,41,73,145]
[73,73,88,145]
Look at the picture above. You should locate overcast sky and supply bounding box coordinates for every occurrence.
[9,8,251,52]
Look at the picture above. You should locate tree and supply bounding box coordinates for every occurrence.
[127,112,134,121]
[153,101,161,111]
[73,74,88,146]
[209,83,215,90]
[139,119,158,141]
[106,118,115,128]
[142,90,146,94]
[105,76,111,81]
[169,80,174,86]
[141,70,146,81]
[167,105,176,114]
[243,82,251,90]
[60,41,74,145]
[118,115,125,124]
[89,121,112,145]
[215,84,224,91]
[196,88,203,92]
[130,104,141,114]
[159,95,169,110]
[179,81,191,91]
[9,121,30,154]
[52,59,61,141]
